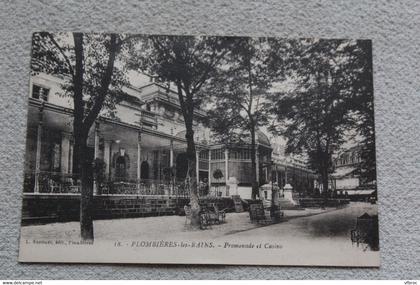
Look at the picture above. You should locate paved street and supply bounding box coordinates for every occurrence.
[225,201,377,239]
[22,202,377,243]
[21,204,339,240]
[20,202,379,266]
[214,202,379,266]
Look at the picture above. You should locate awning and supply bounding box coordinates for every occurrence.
[344,189,376,196]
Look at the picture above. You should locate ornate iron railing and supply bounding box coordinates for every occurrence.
[24,171,81,194]
[100,178,191,197]
[23,171,210,197]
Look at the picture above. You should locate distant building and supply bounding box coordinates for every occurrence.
[331,146,362,190]
[331,145,376,200]
[271,142,317,197]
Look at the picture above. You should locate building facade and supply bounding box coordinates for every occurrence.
[23,73,316,200]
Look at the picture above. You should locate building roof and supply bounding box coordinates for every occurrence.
[174,130,209,145]
[345,189,376,195]
[239,130,271,146]
[135,82,207,118]
[175,129,271,147]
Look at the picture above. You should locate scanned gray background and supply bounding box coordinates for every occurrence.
[1,0,419,280]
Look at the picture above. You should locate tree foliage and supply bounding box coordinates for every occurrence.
[128,35,237,227]
[268,39,374,192]
[203,37,274,198]
[343,40,376,185]
[31,32,134,239]
[31,32,133,122]
[213,169,224,180]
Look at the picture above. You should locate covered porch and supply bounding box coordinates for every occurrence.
[23,100,210,197]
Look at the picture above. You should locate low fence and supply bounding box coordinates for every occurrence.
[21,194,234,225]
[23,172,81,194]
[23,172,202,197]
[100,178,192,197]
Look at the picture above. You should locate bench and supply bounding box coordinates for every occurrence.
[184,204,226,230]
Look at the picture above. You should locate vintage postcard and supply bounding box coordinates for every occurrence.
[19,33,379,266]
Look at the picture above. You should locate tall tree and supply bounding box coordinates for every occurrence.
[129,35,235,228]
[31,32,132,239]
[268,39,362,193]
[344,40,376,185]
[204,38,273,199]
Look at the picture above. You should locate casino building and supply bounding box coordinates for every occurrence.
[23,72,316,201]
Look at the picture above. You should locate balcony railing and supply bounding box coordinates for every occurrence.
[23,171,209,197]
[100,178,191,197]
[24,171,81,194]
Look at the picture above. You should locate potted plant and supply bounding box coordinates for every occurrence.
[213,169,224,197]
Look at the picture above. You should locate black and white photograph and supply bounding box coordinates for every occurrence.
[18,32,379,266]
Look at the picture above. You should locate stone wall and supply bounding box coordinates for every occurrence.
[21,194,234,225]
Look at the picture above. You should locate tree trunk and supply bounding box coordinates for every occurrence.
[72,143,80,175]
[175,81,201,229]
[70,33,119,240]
[250,125,259,199]
[185,125,200,228]
[246,54,259,200]
[79,135,94,240]
[320,167,329,196]
[72,32,95,240]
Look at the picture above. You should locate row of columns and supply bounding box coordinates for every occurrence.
[33,115,141,194]
[32,102,229,195]
[33,109,311,196]
[270,165,316,188]
[94,126,146,186]
[33,103,72,193]
[93,126,185,187]
[33,111,263,196]
[205,147,263,186]
[93,124,144,194]
[33,107,210,195]
[32,103,308,195]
